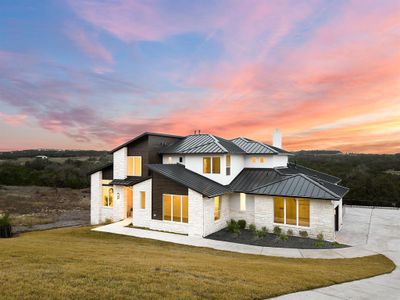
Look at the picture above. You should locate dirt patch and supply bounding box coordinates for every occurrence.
[0,185,90,232]
[206,228,348,249]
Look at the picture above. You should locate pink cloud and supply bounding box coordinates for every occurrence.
[0,112,28,126]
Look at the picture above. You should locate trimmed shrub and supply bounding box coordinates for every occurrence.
[317,232,324,241]
[261,226,268,234]
[279,233,288,241]
[273,226,281,235]
[237,219,246,229]
[248,224,256,233]
[227,219,240,235]
[103,218,113,225]
[299,230,308,238]
[0,212,12,238]
[287,229,293,236]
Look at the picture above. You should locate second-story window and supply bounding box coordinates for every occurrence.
[203,157,221,174]
[127,156,142,176]
[226,154,231,175]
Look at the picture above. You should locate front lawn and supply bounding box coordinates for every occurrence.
[0,227,394,300]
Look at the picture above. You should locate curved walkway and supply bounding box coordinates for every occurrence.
[273,206,400,299]
[93,212,377,260]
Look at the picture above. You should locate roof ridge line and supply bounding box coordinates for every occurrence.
[289,163,341,183]
[296,174,341,199]
[209,134,228,153]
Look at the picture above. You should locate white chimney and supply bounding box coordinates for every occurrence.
[272,129,282,148]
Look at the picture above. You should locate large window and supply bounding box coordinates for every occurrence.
[214,196,221,221]
[127,156,142,176]
[140,191,146,209]
[163,194,188,223]
[226,154,231,176]
[203,157,221,174]
[273,197,310,227]
[240,193,246,211]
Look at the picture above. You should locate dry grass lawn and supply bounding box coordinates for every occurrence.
[0,227,395,300]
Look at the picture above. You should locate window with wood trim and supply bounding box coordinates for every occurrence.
[214,196,221,221]
[203,156,221,174]
[127,156,142,176]
[273,197,310,227]
[140,191,146,209]
[162,194,188,223]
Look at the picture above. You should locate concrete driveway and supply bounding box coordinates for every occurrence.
[273,206,400,299]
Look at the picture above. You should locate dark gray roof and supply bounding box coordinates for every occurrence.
[160,134,245,154]
[110,132,183,153]
[148,164,230,197]
[314,179,349,198]
[231,137,292,155]
[276,163,341,184]
[110,176,151,186]
[229,168,283,193]
[249,174,341,200]
[87,162,113,175]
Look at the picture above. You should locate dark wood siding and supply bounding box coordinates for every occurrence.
[102,165,113,180]
[151,171,188,220]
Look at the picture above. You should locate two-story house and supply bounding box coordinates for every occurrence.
[89,131,348,241]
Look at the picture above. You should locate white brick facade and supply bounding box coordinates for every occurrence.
[90,172,101,225]
[113,147,127,179]
[229,193,255,225]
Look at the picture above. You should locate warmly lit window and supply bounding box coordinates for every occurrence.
[298,199,310,227]
[140,191,146,209]
[102,186,114,207]
[240,193,246,211]
[259,157,265,163]
[273,197,310,227]
[251,157,256,163]
[203,157,221,174]
[163,194,188,223]
[226,154,231,175]
[286,198,297,225]
[214,196,221,221]
[274,197,284,224]
[203,157,211,173]
[127,156,142,176]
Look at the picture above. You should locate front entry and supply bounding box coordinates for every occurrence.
[125,187,133,218]
[334,206,339,231]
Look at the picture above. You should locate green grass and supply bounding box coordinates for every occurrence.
[0,227,395,300]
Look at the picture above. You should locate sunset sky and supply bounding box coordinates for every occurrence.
[1,0,399,153]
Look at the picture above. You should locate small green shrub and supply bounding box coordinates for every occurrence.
[227,219,241,235]
[248,224,256,233]
[261,226,268,234]
[279,233,288,241]
[273,226,281,235]
[332,241,341,248]
[299,230,308,238]
[0,212,11,227]
[103,218,113,225]
[237,219,246,229]
[287,229,293,236]
[317,232,324,241]
[314,241,324,248]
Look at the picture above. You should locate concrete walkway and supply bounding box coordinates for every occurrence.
[93,214,377,259]
[273,206,400,299]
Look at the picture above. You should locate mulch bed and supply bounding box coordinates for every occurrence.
[206,228,348,249]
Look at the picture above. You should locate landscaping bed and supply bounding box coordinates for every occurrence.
[206,224,348,249]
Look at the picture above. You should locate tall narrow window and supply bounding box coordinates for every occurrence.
[173,195,181,222]
[140,191,146,209]
[214,196,221,221]
[240,193,246,211]
[298,199,310,227]
[203,157,211,173]
[286,198,297,225]
[182,196,188,223]
[212,157,221,173]
[203,157,221,174]
[226,154,231,176]
[163,194,172,221]
[127,156,142,176]
[274,197,284,224]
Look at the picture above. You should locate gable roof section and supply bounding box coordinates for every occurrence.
[229,168,283,193]
[231,137,292,155]
[276,163,341,184]
[249,174,341,200]
[148,164,230,197]
[110,132,184,153]
[159,134,245,154]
